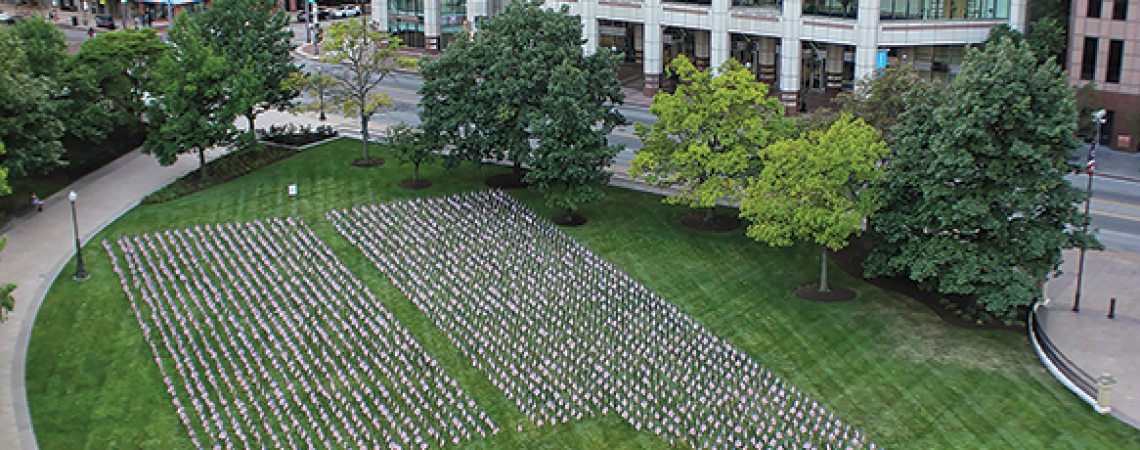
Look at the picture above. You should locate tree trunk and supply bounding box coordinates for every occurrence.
[246,113,256,133]
[413,163,420,182]
[705,206,715,223]
[566,207,574,223]
[361,115,370,162]
[819,247,830,292]
[513,160,522,179]
[198,147,208,180]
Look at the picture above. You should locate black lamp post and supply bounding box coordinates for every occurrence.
[68,190,90,281]
[1073,108,1105,312]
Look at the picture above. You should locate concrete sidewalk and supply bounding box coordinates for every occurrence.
[0,147,229,449]
[1043,249,1140,428]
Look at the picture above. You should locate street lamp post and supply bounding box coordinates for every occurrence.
[68,191,90,281]
[1073,108,1105,312]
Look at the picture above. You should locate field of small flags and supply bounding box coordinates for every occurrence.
[25,140,1140,449]
[102,191,870,449]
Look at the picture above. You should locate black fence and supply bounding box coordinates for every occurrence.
[1030,306,1097,398]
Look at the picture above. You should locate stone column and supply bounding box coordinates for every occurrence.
[826,44,844,92]
[853,0,881,81]
[371,0,388,32]
[779,0,803,114]
[643,0,663,96]
[1009,0,1027,32]
[424,0,441,54]
[709,0,730,71]
[758,38,777,86]
[582,0,598,55]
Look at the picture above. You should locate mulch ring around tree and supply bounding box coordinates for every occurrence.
[485,173,530,190]
[795,284,858,302]
[551,213,589,227]
[351,158,386,168]
[679,212,741,233]
[829,239,1027,333]
[398,180,433,190]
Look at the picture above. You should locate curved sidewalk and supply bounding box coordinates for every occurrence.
[1043,248,1140,429]
[0,148,228,449]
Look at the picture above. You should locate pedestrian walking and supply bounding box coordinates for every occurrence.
[31,193,44,212]
[88,27,95,38]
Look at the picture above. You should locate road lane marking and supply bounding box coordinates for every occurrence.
[1091,209,1140,223]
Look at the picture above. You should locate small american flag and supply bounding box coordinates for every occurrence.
[1087,144,1097,174]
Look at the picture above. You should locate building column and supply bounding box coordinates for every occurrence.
[582,0,598,55]
[695,30,711,68]
[758,38,777,86]
[372,0,388,32]
[710,0,729,71]
[826,44,844,92]
[779,0,803,114]
[1009,0,1027,32]
[853,0,881,81]
[643,0,663,96]
[424,0,441,54]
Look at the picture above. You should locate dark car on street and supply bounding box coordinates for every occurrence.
[95,14,115,29]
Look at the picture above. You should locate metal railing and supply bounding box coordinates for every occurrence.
[1029,302,1109,413]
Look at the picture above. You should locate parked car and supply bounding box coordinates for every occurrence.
[331,5,361,18]
[0,12,23,24]
[95,14,115,29]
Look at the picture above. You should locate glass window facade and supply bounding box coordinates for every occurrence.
[1081,37,1098,81]
[732,0,781,7]
[803,0,857,18]
[440,0,467,50]
[880,0,1009,20]
[1088,0,1103,18]
[390,0,425,48]
[1112,0,1127,20]
[1107,39,1124,84]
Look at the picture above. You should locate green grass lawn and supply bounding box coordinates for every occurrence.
[26,139,1140,448]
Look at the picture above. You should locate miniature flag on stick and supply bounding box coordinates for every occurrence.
[1087,144,1097,174]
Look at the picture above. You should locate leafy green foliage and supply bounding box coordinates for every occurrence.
[141,16,235,179]
[64,29,170,142]
[0,235,13,323]
[865,38,1099,320]
[740,114,886,290]
[835,64,936,142]
[196,0,299,130]
[526,54,627,219]
[285,71,337,119]
[418,0,591,174]
[0,142,9,198]
[741,114,887,252]
[0,27,65,176]
[631,55,784,220]
[383,123,438,183]
[10,16,67,78]
[317,18,412,163]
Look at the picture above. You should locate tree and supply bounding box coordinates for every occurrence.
[631,55,785,224]
[196,0,299,131]
[317,18,413,166]
[0,236,14,323]
[285,71,336,121]
[64,28,170,141]
[834,64,935,142]
[0,142,11,197]
[0,28,65,176]
[418,0,591,179]
[141,16,235,180]
[526,54,626,224]
[865,38,1099,320]
[740,114,887,292]
[10,16,67,79]
[384,123,438,188]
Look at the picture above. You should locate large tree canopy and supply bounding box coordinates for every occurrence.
[740,114,887,291]
[196,0,298,131]
[418,0,590,176]
[631,55,785,222]
[526,53,626,222]
[834,64,936,142]
[0,27,64,176]
[142,16,235,179]
[865,38,1099,319]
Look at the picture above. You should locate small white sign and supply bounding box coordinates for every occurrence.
[288,184,298,197]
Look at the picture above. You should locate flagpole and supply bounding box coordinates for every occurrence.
[1073,109,1105,313]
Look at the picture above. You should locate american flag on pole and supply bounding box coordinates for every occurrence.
[1087,143,1097,174]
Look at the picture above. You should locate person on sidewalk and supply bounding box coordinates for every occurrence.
[87,27,94,38]
[31,193,43,212]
